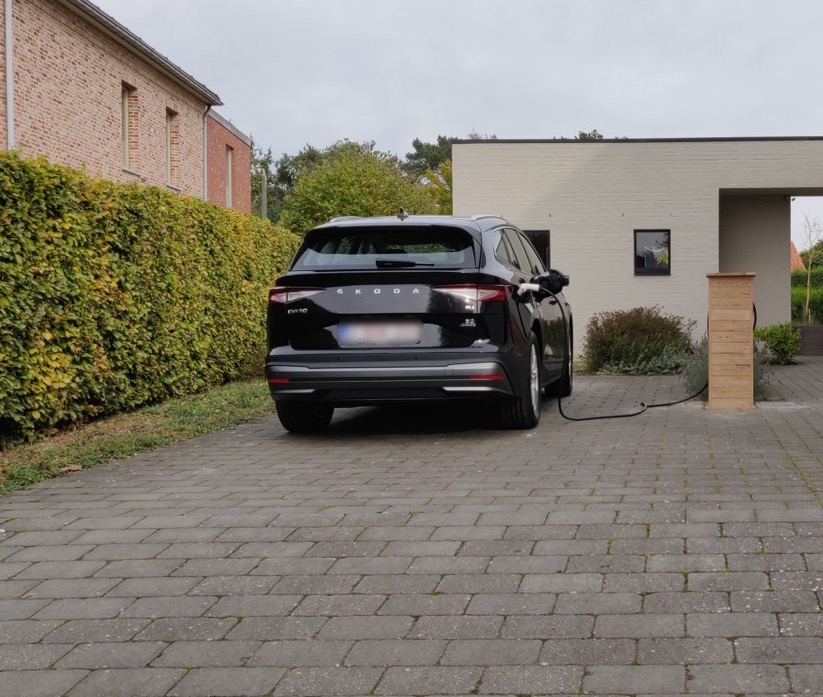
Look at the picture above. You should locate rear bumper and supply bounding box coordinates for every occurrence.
[265,353,517,405]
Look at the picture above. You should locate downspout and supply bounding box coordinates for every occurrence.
[202,105,210,200]
[4,0,15,149]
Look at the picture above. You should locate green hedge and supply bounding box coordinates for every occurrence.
[791,268,823,288]
[791,286,823,324]
[0,152,300,443]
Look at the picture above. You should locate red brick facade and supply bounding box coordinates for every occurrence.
[1,0,251,210]
[207,111,252,215]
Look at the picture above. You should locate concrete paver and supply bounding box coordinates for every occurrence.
[1,356,822,695]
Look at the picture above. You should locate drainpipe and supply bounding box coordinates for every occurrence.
[4,0,15,149]
[202,105,210,200]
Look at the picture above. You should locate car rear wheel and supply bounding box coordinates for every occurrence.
[276,402,334,433]
[498,333,541,429]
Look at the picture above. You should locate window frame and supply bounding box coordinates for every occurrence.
[522,229,551,270]
[634,229,671,276]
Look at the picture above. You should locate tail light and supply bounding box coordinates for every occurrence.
[432,284,508,312]
[269,287,324,304]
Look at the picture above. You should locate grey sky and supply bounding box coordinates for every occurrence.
[92,0,823,247]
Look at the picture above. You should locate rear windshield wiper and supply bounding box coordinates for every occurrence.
[375,258,435,268]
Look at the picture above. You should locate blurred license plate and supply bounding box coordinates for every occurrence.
[339,321,421,346]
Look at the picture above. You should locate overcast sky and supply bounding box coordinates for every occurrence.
[92,0,823,248]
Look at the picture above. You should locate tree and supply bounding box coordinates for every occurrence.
[800,213,823,323]
[403,132,497,179]
[279,141,440,235]
[423,159,453,214]
[575,129,604,140]
[251,142,326,223]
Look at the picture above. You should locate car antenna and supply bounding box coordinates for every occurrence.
[398,208,409,221]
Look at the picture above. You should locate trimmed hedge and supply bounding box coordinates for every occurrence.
[0,152,300,443]
[791,286,823,324]
[791,268,823,288]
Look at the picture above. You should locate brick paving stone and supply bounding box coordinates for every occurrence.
[0,619,62,643]
[434,572,520,594]
[602,572,685,593]
[379,593,470,616]
[227,616,328,641]
[33,597,135,620]
[344,639,447,666]
[565,554,646,573]
[520,572,603,593]
[275,667,383,696]
[168,667,286,697]
[274,575,361,595]
[478,665,583,695]
[725,552,807,572]
[151,641,261,668]
[133,617,237,641]
[583,665,685,693]
[0,643,73,669]
[642,591,731,613]
[42,619,151,643]
[295,594,387,616]
[64,668,185,697]
[486,555,566,573]
[318,616,414,640]
[119,595,218,618]
[14,560,106,579]
[0,670,86,697]
[56,642,167,669]
[440,639,542,665]
[465,592,556,615]
[788,665,823,694]
[376,666,481,695]
[501,614,594,639]
[637,637,733,664]
[189,575,277,596]
[645,554,726,572]
[735,636,823,663]
[687,612,779,637]
[247,640,354,667]
[0,597,51,619]
[410,616,503,640]
[539,638,636,665]
[595,614,685,638]
[687,665,790,693]
[730,590,821,613]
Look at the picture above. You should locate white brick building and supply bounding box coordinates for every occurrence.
[453,138,823,353]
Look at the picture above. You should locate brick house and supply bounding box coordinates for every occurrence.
[1,0,251,213]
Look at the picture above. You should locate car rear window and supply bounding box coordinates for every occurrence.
[291,225,477,270]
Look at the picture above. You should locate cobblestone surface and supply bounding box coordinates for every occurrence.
[1,357,822,695]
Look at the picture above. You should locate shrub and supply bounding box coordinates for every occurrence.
[754,322,801,365]
[0,152,301,445]
[680,336,772,400]
[582,306,694,374]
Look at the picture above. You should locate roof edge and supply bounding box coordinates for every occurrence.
[56,0,222,106]
[454,136,823,145]
[208,110,252,147]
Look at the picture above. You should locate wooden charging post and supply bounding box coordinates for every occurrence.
[706,272,755,410]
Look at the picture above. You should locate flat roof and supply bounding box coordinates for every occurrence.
[454,136,823,144]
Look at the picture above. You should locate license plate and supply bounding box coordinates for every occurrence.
[338,321,422,346]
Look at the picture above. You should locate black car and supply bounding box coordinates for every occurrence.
[266,214,572,432]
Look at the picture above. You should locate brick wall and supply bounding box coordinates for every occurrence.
[0,3,7,147]
[206,113,251,215]
[8,0,207,195]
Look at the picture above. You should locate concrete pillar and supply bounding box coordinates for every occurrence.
[706,272,755,410]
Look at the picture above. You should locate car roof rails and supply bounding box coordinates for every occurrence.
[327,216,364,223]
[470,214,504,222]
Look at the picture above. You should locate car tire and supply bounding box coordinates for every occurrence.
[276,402,334,433]
[499,333,541,429]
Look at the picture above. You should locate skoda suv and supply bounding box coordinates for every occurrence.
[266,214,572,432]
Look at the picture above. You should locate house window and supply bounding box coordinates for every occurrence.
[165,109,179,186]
[634,229,670,275]
[121,83,137,170]
[523,230,550,268]
[225,145,233,207]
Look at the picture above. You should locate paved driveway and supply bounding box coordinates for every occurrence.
[1,358,823,697]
